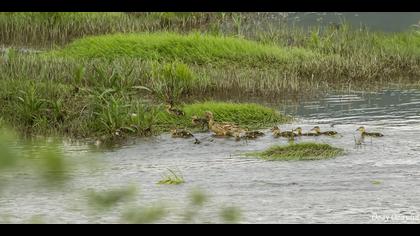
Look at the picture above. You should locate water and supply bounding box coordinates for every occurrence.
[287,12,420,32]
[217,12,420,41]
[1,89,420,223]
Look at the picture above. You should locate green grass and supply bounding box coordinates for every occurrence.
[1,14,420,141]
[48,33,317,67]
[0,12,132,48]
[156,101,290,131]
[0,55,291,140]
[246,142,344,161]
[157,169,185,185]
[0,12,227,49]
[377,32,420,57]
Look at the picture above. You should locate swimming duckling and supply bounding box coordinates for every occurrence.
[205,111,244,137]
[166,104,185,116]
[356,126,384,137]
[293,127,319,136]
[170,128,194,138]
[243,130,265,139]
[310,126,338,136]
[233,132,243,141]
[191,115,209,130]
[271,126,297,138]
[234,130,265,141]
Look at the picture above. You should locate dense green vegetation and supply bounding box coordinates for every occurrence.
[48,33,316,67]
[0,72,286,141]
[1,12,420,141]
[0,12,227,48]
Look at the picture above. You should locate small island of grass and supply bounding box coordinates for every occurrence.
[246,142,344,161]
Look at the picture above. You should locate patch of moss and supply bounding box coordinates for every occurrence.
[246,142,344,161]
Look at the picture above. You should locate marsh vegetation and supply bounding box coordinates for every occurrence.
[1,12,420,224]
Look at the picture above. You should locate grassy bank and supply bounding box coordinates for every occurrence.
[246,142,344,161]
[0,73,287,140]
[3,32,419,99]
[48,33,316,67]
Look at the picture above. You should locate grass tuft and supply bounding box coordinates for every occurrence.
[157,169,185,185]
[246,142,344,161]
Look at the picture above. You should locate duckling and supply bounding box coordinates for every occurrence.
[293,127,319,136]
[191,115,209,130]
[205,111,244,137]
[243,130,265,139]
[356,126,384,137]
[235,130,265,141]
[170,128,194,138]
[271,126,297,138]
[310,126,338,136]
[233,132,243,141]
[165,104,185,116]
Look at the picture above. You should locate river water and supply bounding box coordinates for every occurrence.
[1,89,420,223]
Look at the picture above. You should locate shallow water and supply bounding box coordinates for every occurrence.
[1,89,420,223]
[242,12,420,32]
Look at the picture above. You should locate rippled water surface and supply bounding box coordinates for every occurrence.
[1,89,420,223]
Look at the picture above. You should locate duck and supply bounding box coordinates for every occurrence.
[165,104,185,116]
[293,127,319,136]
[271,126,297,138]
[191,115,209,130]
[170,128,194,138]
[356,126,384,137]
[204,111,245,137]
[310,126,338,136]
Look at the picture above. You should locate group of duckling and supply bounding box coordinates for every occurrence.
[271,126,338,138]
[271,125,383,139]
[166,103,384,144]
[169,109,265,143]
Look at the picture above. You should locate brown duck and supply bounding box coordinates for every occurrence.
[205,111,245,137]
[166,104,185,116]
[191,115,209,130]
